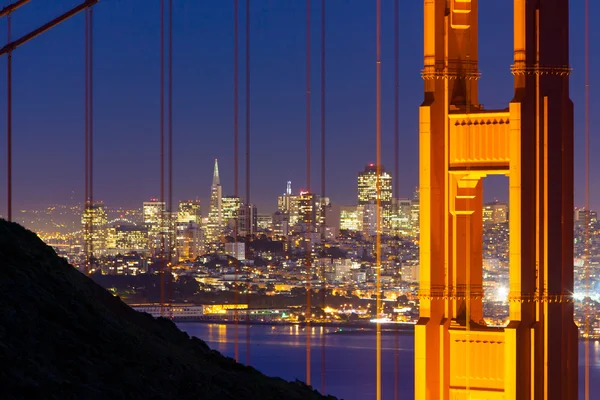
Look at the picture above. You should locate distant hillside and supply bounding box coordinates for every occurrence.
[0,220,335,400]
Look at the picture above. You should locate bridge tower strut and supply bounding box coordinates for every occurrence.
[415,1,577,399]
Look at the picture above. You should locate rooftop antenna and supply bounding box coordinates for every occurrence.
[286,180,292,195]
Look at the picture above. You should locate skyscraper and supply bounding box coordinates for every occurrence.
[357,164,392,229]
[176,200,203,260]
[176,222,203,261]
[277,181,300,225]
[143,199,176,260]
[222,196,242,229]
[238,204,257,236]
[81,201,108,257]
[206,159,223,244]
[298,191,316,232]
[357,164,392,205]
[143,200,165,254]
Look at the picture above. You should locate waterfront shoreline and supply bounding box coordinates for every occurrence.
[175,318,416,332]
[175,319,600,340]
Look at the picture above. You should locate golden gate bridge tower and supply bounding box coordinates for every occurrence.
[415,0,577,399]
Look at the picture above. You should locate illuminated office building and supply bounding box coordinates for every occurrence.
[357,164,392,228]
[298,191,316,232]
[340,205,361,231]
[238,204,257,236]
[339,203,378,236]
[81,201,108,257]
[111,253,148,276]
[390,198,412,234]
[222,196,242,229]
[143,200,176,259]
[256,214,272,231]
[483,201,508,224]
[176,221,203,261]
[359,203,377,237]
[410,188,420,236]
[272,210,289,236]
[315,196,329,228]
[105,223,148,255]
[143,200,165,253]
[178,200,201,224]
[574,207,597,225]
[401,261,419,283]
[277,181,300,225]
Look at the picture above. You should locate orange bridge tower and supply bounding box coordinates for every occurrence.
[415,0,577,399]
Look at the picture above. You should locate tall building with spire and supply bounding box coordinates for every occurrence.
[277,181,300,225]
[206,159,223,245]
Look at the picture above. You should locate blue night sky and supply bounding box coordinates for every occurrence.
[0,0,598,214]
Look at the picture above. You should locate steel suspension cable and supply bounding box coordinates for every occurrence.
[393,1,400,398]
[305,0,312,387]
[319,1,326,394]
[375,0,382,399]
[159,0,165,316]
[89,7,94,249]
[167,0,173,318]
[233,0,240,363]
[6,10,12,222]
[245,0,251,366]
[84,7,94,274]
[584,0,591,398]
[84,7,88,272]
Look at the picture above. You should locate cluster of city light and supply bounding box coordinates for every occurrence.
[495,286,509,302]
[572,291,600,302]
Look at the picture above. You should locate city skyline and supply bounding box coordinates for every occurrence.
[0,1,598,214]
[0,1,597,399]
[2,158,512,217]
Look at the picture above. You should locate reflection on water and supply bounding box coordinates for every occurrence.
[179,323,600,400]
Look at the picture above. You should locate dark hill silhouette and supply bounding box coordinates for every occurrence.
[0,220,335,400]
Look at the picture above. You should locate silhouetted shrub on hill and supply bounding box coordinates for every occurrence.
[0,220,335,400]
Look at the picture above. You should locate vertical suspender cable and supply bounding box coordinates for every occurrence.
[84,8,89,273]
[84,7,94,274]
[245,0,251,208]
[305,0,312,387]
[393,1,400,399]
[584,0,590,398]
[393,0,399,202]
[168,0,173,317]
[320,0,326,232]
[375,0,382,399]
[89,6,94,269]
[6,11,12,222]
[159,0,165,315]
[319,1,326,394]
[245,0,251,366]
[233,0,240,363]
